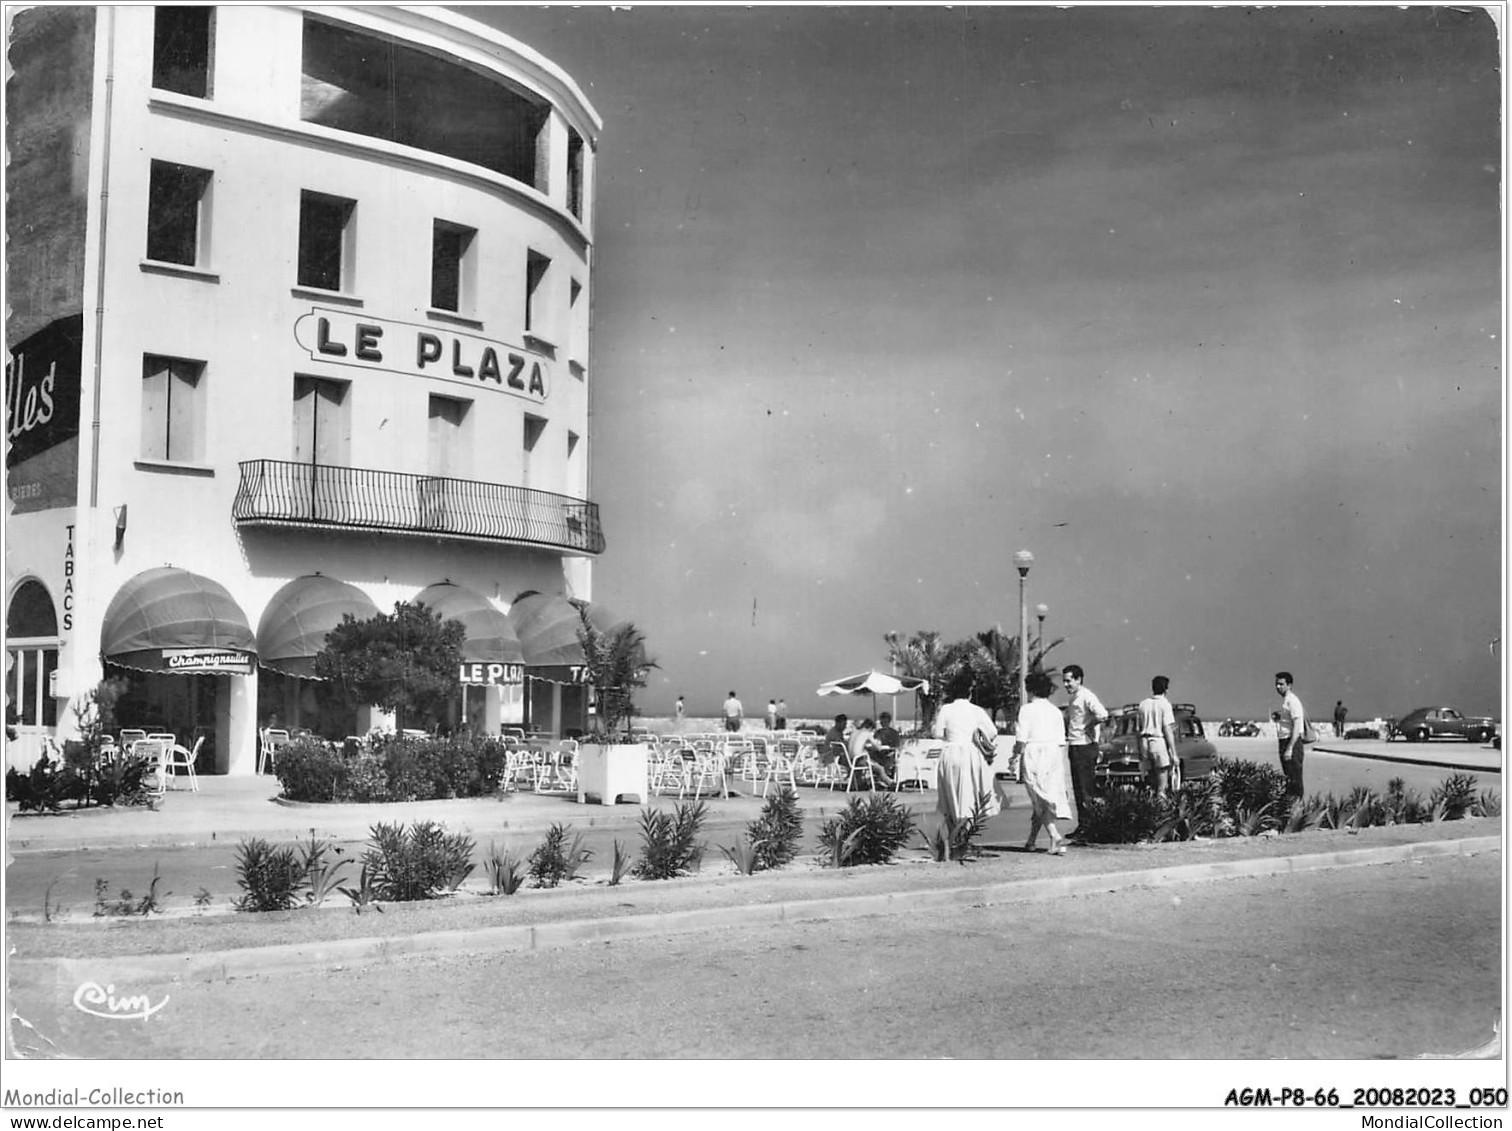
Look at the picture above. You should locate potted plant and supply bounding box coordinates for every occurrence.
[574,610,657,804]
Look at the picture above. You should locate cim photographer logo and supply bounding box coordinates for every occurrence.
[72,981,169,1022]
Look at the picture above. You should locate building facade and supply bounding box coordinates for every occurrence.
[5,5,606,773]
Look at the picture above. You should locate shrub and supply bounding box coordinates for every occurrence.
[528,822,594,888]
[719,840,761,875]
[608,839,633,886]
[1428,773,1480,821]
[1471,790,1501,818]
[1157,777,1226,841]
[745,788,804,871]
[917,789,996,861]
[233,837,307,912]
[1210,758,1292,828]
[361,821,475,901]
[1076,787,1173,844]
[299,832,350,907]
[274,738,346,802]
[816,794,916,866]
[483,843,526,895]
[634,801,707,880]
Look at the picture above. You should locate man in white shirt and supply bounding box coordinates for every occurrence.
[1275,671,1306,798]
[1137,674,1179,795]
[1062,664,1109,833]
[722,691,743,733]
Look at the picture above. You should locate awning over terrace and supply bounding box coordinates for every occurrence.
[416,581,524,685]
[256,575,378,679]
[100,567,256,675]
[506,591,633,684]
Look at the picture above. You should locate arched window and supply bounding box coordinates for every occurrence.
[6,580,59,727]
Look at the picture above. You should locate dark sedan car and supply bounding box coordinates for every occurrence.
[1094,703,1217,791]
[1389,707,1497,744]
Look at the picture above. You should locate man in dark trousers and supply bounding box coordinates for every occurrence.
[1333,700,1347,739]
[1062,664,1109,835]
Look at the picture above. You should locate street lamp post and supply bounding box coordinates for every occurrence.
[1013,550,1034,731]
[1035,603,1049,670]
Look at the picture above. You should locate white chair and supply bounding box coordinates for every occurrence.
[165,736,203,791]
[690,740,729,799]
[131,739,172,797]
[259,728,290,775]
[845,746,879,792]
[761,739,800,797]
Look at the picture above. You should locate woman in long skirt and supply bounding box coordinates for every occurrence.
[1016,671,1072,854]
[932,670,1000,824]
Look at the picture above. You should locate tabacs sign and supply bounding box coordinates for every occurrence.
[294,309,549,404]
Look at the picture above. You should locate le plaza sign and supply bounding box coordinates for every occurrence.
[294,309,549,404]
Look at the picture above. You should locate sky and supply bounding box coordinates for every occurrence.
[463,3,1504,723]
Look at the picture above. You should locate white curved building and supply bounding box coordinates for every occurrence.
[5,6,605,773]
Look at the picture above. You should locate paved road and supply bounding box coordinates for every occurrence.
[8,848,1499,1068]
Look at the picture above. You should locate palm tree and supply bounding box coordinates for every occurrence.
[970,625,1067,726]
[576,612,657,739]
[883,630,961,733]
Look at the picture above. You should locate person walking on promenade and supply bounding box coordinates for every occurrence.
[675,696,685,722]
[1333,699,1347,739]
[1137,675,1180,795]
[1017,671,1071,855]
[765,699,778,730]
[932,670,1000,824]
[776,698,788,729]
[1062,664,1108,836]
[722,690,744,733]
[1276,672,1307,798]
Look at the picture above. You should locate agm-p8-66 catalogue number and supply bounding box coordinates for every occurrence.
[1224,1087,1510,1108]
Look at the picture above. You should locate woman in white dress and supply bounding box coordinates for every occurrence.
[932,671,1000,825]
[1016,671,1072,855]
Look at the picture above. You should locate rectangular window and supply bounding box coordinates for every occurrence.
[522,413,547,488]
[292,376,350,465]
[6,647,58,727]
[152,6,214,98]
[525,250,551,335]
[146,160,212,266]
[428,394,471,478]
[566,128,585,219]
[297,191,356,292]
[431,220,477,313]
[301,16,549,186]
[141,354,205,462]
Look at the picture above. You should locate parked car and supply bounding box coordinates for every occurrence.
[1094,703,1217,791]
[1388,707,1497,744]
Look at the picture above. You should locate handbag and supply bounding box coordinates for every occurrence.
[1300,721,1320,745]
[972,727,997,764]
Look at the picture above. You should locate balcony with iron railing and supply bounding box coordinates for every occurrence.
[233,460,604,555]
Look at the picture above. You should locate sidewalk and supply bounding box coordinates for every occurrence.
[1313,739,1502,774]
[2,774,943,852]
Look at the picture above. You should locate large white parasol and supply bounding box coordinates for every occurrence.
[816,670,930,722]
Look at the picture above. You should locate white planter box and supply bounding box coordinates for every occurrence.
[576,743,648,805]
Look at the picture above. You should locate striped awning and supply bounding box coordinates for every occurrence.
[101,567,256,675]
[415,582,524,685]
[257,575,378,679]
[507,591,632,684]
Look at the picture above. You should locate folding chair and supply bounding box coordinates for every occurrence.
[165,736,203,791]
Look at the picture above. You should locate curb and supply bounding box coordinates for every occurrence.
[21,835,1499,984]
[1313,745,1503,774]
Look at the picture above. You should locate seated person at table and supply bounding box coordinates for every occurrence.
[872,712,901,777]
[821,714,848,764]
[846,718,894,788]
